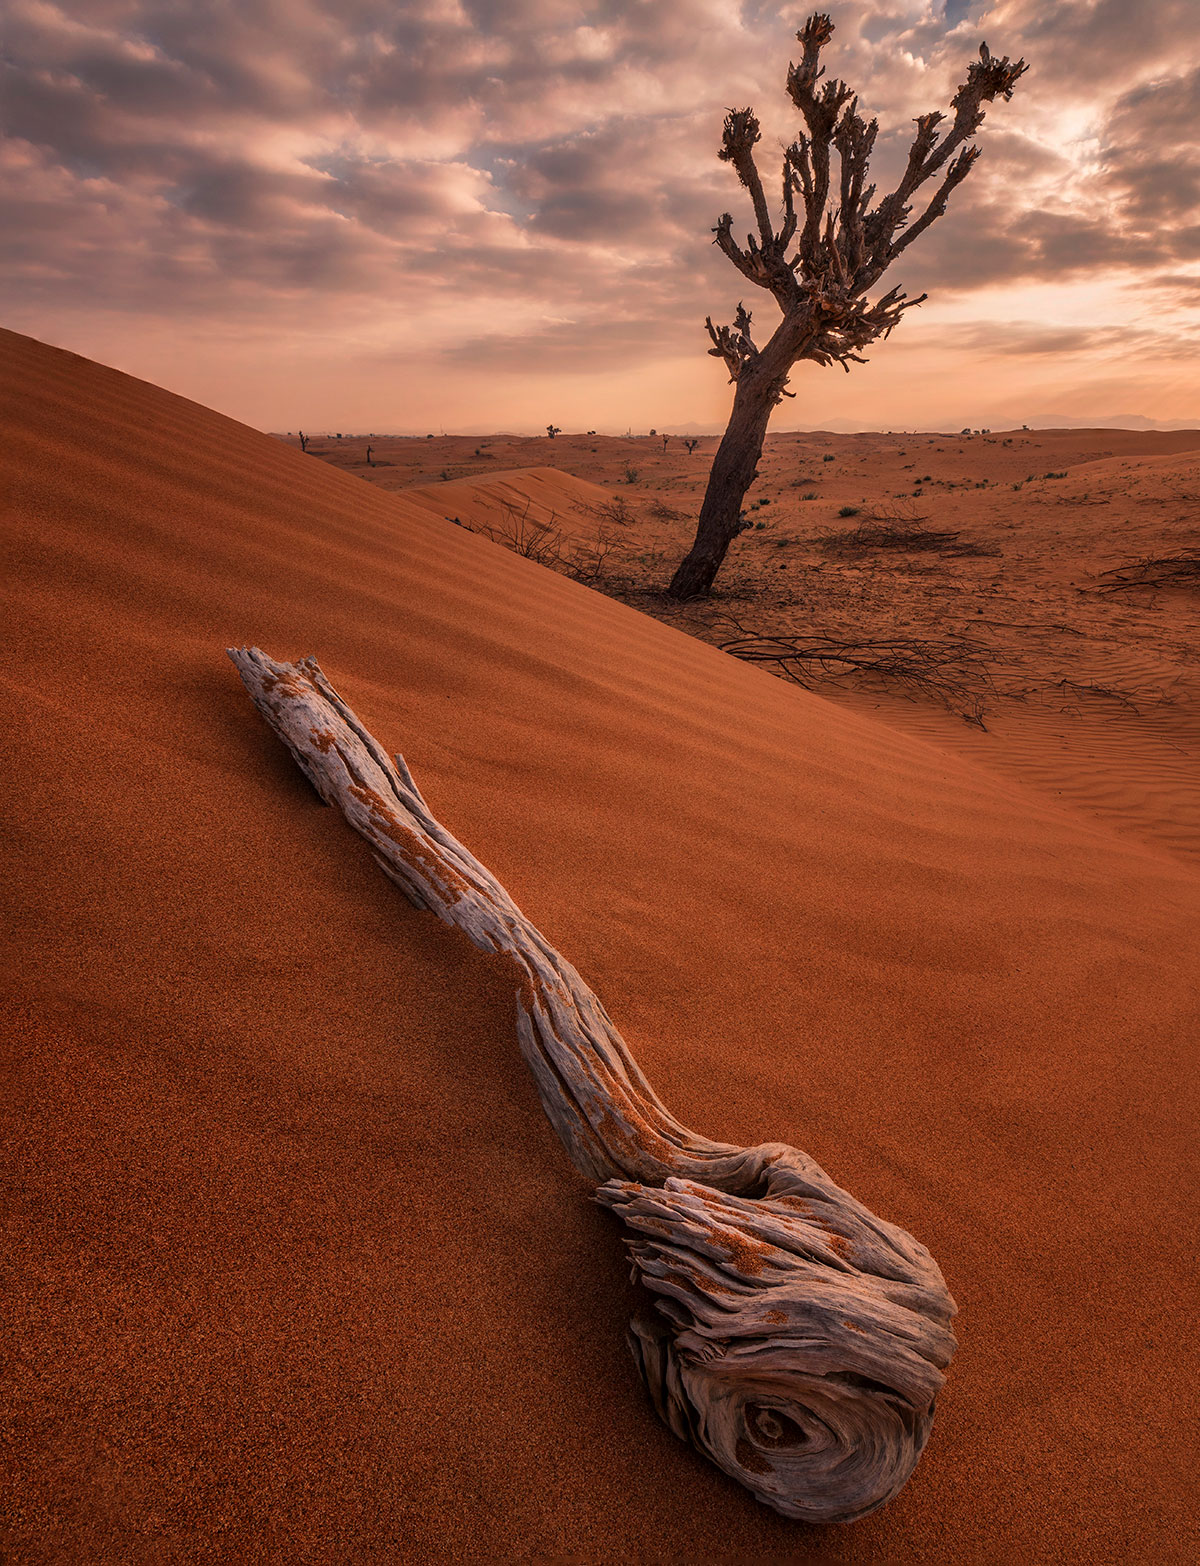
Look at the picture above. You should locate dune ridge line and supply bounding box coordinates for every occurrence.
[229,644,958,1525]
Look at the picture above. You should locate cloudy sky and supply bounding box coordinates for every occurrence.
[4,0,1199,431]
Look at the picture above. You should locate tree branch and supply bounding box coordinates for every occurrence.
[785,11,853,266]
[863,41,1027,277]
[229,645,958,1526]
[705,302,759,381]
[718,108,776,254]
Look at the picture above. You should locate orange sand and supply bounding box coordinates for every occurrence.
[318,428,1200,867]
[4,328,1199,1563]
[404,465,616,543]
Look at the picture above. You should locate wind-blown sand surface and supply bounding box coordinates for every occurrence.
[5,327,1199,1563]
[315,427,1200,867]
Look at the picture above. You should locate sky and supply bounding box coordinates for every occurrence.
[4,0,1200,433]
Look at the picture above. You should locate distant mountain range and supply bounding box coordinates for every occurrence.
[600,415,1200,436]
[772,413,1200,435]
[281,413,1199,438]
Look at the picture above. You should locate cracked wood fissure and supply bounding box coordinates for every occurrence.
[228,646,957,1524]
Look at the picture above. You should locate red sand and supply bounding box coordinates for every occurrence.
[404,465,616,542]
[4,328,1199,1563]
[333,431,1200,869]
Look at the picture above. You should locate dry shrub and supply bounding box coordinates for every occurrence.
[567,527,621,586]
[589,494,637,528]
[648,498,687,522]
[815,503,958,553]
[814,503,1000,559]
[477,498,564,566]
[713,617,993,726]
[477,496,624,587]
[1093,552,1200,594]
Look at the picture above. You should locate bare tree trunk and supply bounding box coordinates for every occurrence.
[667,355,789,600]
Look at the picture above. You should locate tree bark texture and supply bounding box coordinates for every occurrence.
[666,362,783,599]
[228,646,958,1524]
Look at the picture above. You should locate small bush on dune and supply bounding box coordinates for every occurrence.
[648,498,686,522]
[592,495,637,528]
[478,498,565,566]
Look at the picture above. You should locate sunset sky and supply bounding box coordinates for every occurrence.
[5,0,1200,433]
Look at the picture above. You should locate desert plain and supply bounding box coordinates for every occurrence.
[4,325,1200,1563]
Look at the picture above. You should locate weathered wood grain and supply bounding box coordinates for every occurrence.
[228,646,957,1524]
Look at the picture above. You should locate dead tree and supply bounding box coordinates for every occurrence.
[230,646,958,1524]
[667,13,1025,598]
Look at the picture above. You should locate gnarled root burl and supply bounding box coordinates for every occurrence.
[228,647,957,1524]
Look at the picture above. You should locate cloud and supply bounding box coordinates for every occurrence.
[1,0,1198,425]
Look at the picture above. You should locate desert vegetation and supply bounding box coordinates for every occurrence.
[1093,550,1200,595]
[666,13,1025,599]
[317,425,1200,857]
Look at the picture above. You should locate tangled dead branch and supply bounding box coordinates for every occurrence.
[477,497,565,566]
[1092,552,1200,594]
[815,510,959,553]
[714,620,993,724]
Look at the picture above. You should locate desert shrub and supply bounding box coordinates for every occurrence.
[479,498,564,566]
[823,454,835,463]
[817,504,957,553]
[591,494,637,527]
[647,498,686,522]
[1092,551,1200,594]
[714,618,993,725]
[623,465,640,484]
[838,505,861,517]
[567,526,620,585]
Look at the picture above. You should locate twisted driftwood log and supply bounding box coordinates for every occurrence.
[228,647,957,1523]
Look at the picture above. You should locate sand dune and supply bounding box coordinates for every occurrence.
[403,465,616,541]
[4,327,1199,1563]
[343,430,1200,867]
